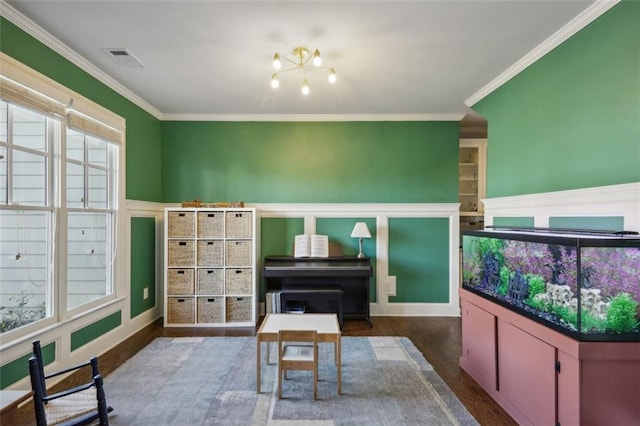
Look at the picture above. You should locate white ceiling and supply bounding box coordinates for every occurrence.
[4,0,601,120]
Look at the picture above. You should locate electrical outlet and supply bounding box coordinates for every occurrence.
[386,276,396,296]
[143,287,149,300]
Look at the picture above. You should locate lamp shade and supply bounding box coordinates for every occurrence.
[350,222,371,239]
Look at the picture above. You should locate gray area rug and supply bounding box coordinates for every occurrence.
[105,336,478,425]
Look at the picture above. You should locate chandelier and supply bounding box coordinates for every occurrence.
[271,46,336,95]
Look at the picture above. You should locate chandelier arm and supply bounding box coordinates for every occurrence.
[274,65,301,75]
[282,56,299,67]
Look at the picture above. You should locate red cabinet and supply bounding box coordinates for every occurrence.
[460,288,640,426]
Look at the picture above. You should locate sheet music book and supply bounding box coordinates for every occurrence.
[294,234,329,258]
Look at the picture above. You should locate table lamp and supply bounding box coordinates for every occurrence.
[350,222,371,258]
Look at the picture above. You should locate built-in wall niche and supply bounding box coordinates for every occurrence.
[459,138,487,216]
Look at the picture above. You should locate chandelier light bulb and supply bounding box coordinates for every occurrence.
[271,74,279,89]
[328,68,337,84]
[312,49,322,67]
[301,79,310,95]
[273,53,282,70]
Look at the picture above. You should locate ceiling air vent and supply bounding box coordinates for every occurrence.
[103,48,145,68]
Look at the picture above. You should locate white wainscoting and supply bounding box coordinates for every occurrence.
[483,182,640,232]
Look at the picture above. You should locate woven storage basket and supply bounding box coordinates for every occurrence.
[197,268,224,295]
[167,297,195,324]
[226,297,252,322]
[197,211,224,238]
[168,211,195,238]
[225,269,252,295]
[168,240,195,266]
[225,211,253,238]
[167,268,195,295]
[197,297,224,323]
[225,240,252,267]
[197,240,224,266]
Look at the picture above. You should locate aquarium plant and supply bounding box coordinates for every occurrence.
[525,274,547,307]
[606,293,639,334]
[502,240,554,283]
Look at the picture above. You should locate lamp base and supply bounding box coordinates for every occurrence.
[357,238,365,258]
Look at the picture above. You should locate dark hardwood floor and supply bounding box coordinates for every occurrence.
[16,316,516,425]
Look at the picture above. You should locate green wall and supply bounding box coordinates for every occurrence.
[389,217,450,303]
[161,121,459,203]
[316,218,378,302]
[475,1,640,198]
[0,341,54,389]
[0,17,163,202]
[130,217,157,317]
[70,311,122,351]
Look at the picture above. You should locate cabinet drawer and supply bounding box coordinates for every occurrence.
[197,240,224,266]
[225,269,252,295]
[167,269,194,295]
[197,211,224,238]
[168,211,195,238]
[225,240,252,266]
[167,240,195,266]
[197,269,224,295]
[225,211,253,238]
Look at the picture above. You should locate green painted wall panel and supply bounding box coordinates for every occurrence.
[130,217,156,318]
[475,1,640,198]
[492,217,535,228]
[316,218,377,302]
[0,341,54,389]
[70,311,121,351]
[0,18,163,202]
[161,121,459,203]
[388,217,450,303]
[260,217,304,258]
[548,216,624,232]
[259,217,304,299]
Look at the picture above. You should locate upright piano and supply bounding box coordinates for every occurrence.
[263,256,373,325]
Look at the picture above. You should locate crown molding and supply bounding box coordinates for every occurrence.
[0,0,163,120]
[465,0,620,107]
[160,113,464,122]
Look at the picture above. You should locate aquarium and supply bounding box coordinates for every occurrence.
[462,228,640,341]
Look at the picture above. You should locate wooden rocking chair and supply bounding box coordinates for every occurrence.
[29,340,112,425]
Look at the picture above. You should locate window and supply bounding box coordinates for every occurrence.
[65,129,118,310]
[0,53,124,335]
[0,102,55,332]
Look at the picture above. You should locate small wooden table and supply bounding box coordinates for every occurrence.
[0,390,32,425]
[256,313,342,394]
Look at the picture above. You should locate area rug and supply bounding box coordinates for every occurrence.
[104,336,478,425]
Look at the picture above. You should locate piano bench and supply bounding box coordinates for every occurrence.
[279,286,344,329]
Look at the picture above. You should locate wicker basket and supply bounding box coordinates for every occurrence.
[225,211,253,238]
[197,211,224,238]
[167,268,195,295]
[226,297,252,323]
[225,269,253,295]
[197,268,224,295]
[197,240,224,266]
[168,211,195,238]
[225,240,252,267]
[197,297,224,323]
[167,240,195,266]
[167,297,195,324]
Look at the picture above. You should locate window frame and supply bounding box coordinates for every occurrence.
[0,52,126,341]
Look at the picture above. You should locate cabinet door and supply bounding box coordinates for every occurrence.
[461,300,497,390]
[497,319,556,426]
